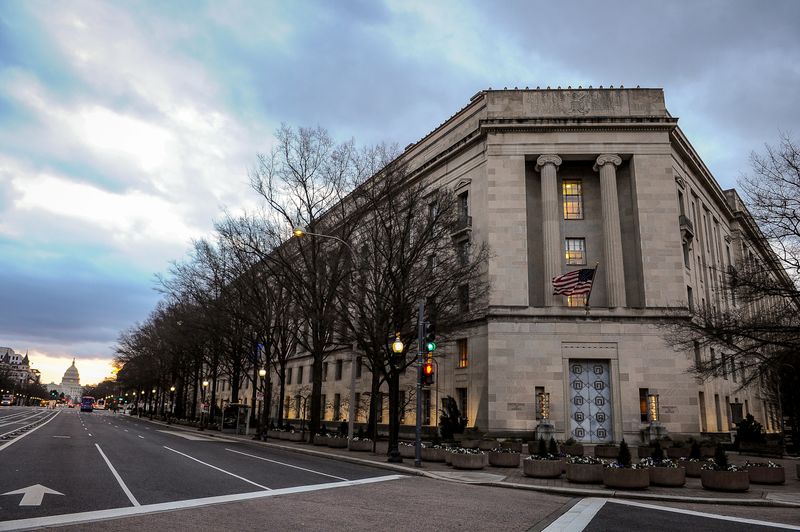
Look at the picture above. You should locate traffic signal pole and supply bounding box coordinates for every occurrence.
[415,300,424,467]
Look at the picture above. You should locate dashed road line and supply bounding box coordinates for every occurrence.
[163,446,270,490]
[225,448,349,481]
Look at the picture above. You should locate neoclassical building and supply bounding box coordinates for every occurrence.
[219,88,778,443]
[47,359,84,401]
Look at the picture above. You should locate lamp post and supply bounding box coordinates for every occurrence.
[258,368,267,439]
[292,226,359,448]
[150,388,156,420]
[169,386,176,424]
[388,333,404,463]
[200,380,209,431]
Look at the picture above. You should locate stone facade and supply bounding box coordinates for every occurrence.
[215,88,778,443]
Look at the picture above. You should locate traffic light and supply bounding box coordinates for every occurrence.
[421,361,435,386]
[424,299,437,353]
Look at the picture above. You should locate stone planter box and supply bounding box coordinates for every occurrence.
[460,439,480,449]
[593,445,619,459]
[746,466,785,485]
[649,466,686,487]
[445,450,454,465]
[268,430,283,439]
[312,435,329,446]
[478,440,497,451]
[566,463,604,484]
[349,439,372,452]
[637,446,653,459]
[374,441,389,455]
[285,431,305,442]
[399,445,416,458]
[700,470,750,492]
[682,461,703,478]
[451,453,486,470]
[421,447,448,462]
[523,459,563,479]
[488,451,520,467]
[603,467,650,490]
[562,444,584,456]
[327,437,347,448]
[666,447,690,459]
[700,446,716,458]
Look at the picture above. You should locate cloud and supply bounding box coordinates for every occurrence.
[27,351,116,388]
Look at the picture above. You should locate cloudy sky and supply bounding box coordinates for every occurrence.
[1,0,798,385]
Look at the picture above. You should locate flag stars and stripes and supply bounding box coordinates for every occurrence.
[552,268,596,296]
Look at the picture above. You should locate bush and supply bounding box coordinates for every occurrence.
[537,438,547,456]
[652,440,664,461]
[736,414,766,445]
[689,441,701,460]
[617,440,631,467]
[714,443,729,470]
[548,437,558,456]
[439,396,467,439]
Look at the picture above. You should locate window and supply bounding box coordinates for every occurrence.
[687,286,694,313]
[562,180,583,219]
[730,357,737,383]
[457,240,470,266]
[457,388,468,420]
[457,339,468,368]
[335,359,343,380]
[428,200,438,221]
[693,341,702,370]
[323,362,328,381]
[639,388,649,422]
[698,391,708,432]
[534,386,544,420]
[719,351,727,379]
[287,368,292,385]
[458,284,470,313]
[320,394,326,420]
[710,349,718,377]
[565,238,586,265]
[333,394,341,421]
[683,242,691,269]
[567,294,587,307]
[286,395,293,417]
[458,191,469,218]
[356,356,363,379]
[714,394,722,431]
[422,389,431,425]
[298,366,304,384]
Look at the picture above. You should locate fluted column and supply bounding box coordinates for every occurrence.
[594,154,626,308]
[536,154,562,306]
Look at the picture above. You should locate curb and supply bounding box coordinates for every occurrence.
[130,415,800,508]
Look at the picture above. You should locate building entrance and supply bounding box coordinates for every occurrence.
[568,360,613,443]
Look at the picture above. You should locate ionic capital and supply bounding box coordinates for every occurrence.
[593,154,622,173]
[535,154,562,173]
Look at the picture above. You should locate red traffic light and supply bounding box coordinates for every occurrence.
[422,362,434,386]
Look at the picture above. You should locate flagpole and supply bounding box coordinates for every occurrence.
[584,262,600,313]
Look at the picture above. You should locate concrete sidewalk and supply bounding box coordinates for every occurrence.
[129,414,800,508]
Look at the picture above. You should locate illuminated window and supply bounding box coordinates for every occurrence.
[567,294,588,307]
[565,238,586,265]
[457,338,468,368]
[562,180,583,219]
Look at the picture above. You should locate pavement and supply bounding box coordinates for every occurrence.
[142,416,800,508]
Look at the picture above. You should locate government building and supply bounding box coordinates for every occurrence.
[217,87,779,444]
[46,359,84,402]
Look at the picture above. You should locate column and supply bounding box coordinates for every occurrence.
[536,154,562,306]
[594,154,627,308]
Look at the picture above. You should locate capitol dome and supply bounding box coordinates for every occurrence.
[62,358,80,385]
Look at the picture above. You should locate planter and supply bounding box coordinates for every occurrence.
[327,437,347,449]
[700,446,716,458]
[593,445,619,459]
[700,470,750,492]
[445,450,454,465]
[562,444,584,456]
[488,451,520,467]
[460,439,480,449]
[637,446,653,459]
[374,441,389,455]
[797,463,800,480]
[523,459,563,479]
[451,453,486,470]
[603,467,650,490]
[312,435,329,446]
[566,463,604,484]
[268,430,283,439]
[746,467,785,485]
[285,431,305,442]
[399,445,416,458]
[349,439,372,452]
[649,467,686,487]
[682,461,702,478]
[500,441,523,453]
[478,440,497,451]
[421,447,448,462]
[666,447,690,459]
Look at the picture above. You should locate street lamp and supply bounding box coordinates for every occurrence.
[392,333,404,354]
[168,386,176,424]
[292,226,359,448]
[200,380,209,431]
[258,368,268,439]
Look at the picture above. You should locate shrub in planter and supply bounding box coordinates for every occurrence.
[348,437,373,452]
[566,455,605,483]
[523,454,563,478]
[399,442,416,458]
[421,444,448,462]
[666,441,690,459]
[700,440,716,458]
[488,447,521,467]
[313,434,330,446]
[700,445,749,492]
[636,445,653,459]
[285,430,305,442]
[479,439,498,451]
[460,439,480,450]
[561,438,584,456]
[641,458,686,487]
[327,435,348,448]
[450,448,487,470]
[744,461,785,485]
[602,441,649,490]
[500,440,523,453]
[548,437,559,456]
[689,441,702,460]
[679,458,703,478]
[594,444,619,459]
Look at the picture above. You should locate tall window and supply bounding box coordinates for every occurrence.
[377,393,384,423]
[565,238,586,265]
[458,191,469,218]
[458,284,470,313]
[457,338,468,368]
[335,359,343,380]
[457,388,468,420]
[534,386,544,420]
[323,362,328,381]
[320,394,327,420]
[562,180,584,219]
[293,395,300,418]
[333,394,341,421]
[693,341,702,370]
[687,286,694,313]
[356,356,363,379]
[639,388,649,422]
[567,294,587,307]
[354,392,361,421]
[298,366,304,384]
[457,240,470,266]
[287,368,292,385]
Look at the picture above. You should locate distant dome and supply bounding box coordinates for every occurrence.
[62,358,80,385]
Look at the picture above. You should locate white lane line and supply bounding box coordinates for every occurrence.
[124,429,128,432]
[163,446,271,490]
[0,411,60,452]
[88,433,92,437]
[138,435,144,439]
[0,475,402,531]
[606,499,800,530]
[95,444,140,507]
[543,497,607,532]
[225,448,349,481]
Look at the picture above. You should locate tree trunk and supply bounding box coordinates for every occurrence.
[277,365,286,428]
[309,354,323,441]
[367,370,381,445]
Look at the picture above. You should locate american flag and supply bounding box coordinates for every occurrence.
[552,268,595,296]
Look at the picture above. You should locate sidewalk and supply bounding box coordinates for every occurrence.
[133,415,800,508]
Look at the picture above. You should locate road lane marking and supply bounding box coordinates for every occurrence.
[124,429,128,432]
[0,411,60,452]
[605,499,800,530]
[542,497,607,532]
[95,444,140,507]
[157,430,235,442]
[225,448,348,481]
[52,436,70,439]
[88,433,92,437]
[1,484,64,506]
[0,475,403,531]
[163,446,270,490]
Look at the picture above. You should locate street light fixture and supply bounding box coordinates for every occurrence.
[200,380,209,431]
[392,333,404,354]
[168,386,176,424]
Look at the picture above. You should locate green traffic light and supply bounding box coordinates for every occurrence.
[426,341,437,352]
